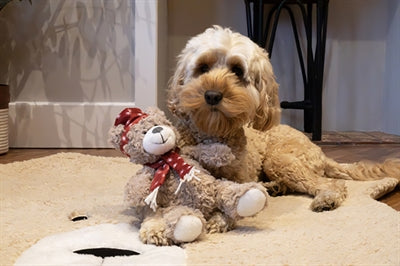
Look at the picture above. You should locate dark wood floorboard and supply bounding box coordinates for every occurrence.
[321,144,400,211]
[1,144,399,211]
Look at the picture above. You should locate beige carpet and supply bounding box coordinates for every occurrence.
[1,153,399,265]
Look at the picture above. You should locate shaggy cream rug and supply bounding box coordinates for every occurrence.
[1,153,399,265]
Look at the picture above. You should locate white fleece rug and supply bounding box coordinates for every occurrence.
[14,223,185,266]
[1,153,399,265]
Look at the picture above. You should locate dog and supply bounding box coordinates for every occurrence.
[167,26,400,212]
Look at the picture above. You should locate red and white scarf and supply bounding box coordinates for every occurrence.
[114,108,200,211]
[144,149,200,211]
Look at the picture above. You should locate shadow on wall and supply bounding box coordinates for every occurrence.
[0,0,135,147]
[0,0,133,101]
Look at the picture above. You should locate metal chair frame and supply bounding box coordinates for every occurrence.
[244,0,329,140]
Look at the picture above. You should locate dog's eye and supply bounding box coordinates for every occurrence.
[231,65,244,78]
[198,64,210,74]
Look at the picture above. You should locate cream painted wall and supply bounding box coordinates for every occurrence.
[1,0,134,103]
[167,0,400,135]
[0,0,162,147]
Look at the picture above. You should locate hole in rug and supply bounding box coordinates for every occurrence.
[74,248,140,258]
[71,215,88,222]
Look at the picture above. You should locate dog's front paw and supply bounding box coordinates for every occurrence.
[139,219,171,246]
[310,189,347,212]
[262,181,288,196]
[206,212,235,234]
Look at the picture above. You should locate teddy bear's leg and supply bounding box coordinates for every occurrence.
[206,212,236,234]
[139,206,206,245]
[124,168,154,210]
[139,211,171,246]
[237,188,268,217]
[163,205,206,244]
[216,181,268,220]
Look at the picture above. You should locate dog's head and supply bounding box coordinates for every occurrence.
[168,26,281,138]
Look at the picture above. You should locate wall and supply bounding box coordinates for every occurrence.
[383,0,400,135]
[167,0,400,135]
[0,0,161,147]
[0,0,134,103]
[1,0,398,148]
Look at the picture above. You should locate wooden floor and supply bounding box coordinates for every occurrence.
[1,144,399,211]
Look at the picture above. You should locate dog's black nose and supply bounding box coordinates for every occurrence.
[204,90,223,105]
[152,126,163,133]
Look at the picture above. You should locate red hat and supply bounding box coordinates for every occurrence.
[114,108,148,156]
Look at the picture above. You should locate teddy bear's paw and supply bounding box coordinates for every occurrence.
[206,213,235,234]
[200,143,235,167]
[173,215,203,243]
[310,189,347,212]
[184,143,235,167]
[237,188,267,217]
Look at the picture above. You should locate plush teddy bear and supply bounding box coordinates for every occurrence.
[109,107,268,246]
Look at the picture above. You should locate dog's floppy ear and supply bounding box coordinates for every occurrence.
[167,53,187,118]
[250,48,281,131]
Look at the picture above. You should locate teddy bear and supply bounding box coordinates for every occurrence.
[108,107,268,246]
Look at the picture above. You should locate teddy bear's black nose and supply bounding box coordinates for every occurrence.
[152,126,163,133]
[204,90,223,105]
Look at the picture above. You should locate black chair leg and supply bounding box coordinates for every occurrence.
[312,0,329,141]
[244,0,329,141]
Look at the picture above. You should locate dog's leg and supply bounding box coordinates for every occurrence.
[261,180,292,196]
[206,212,236,234]
[139,212,171,246]
[263,155,347,212]
[308,179,347,212]
[283,175,347,212]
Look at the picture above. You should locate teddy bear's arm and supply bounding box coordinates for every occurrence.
[124,167,153,208]
[181,143,235,167]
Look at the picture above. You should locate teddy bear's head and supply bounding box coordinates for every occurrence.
[109,107,179,165]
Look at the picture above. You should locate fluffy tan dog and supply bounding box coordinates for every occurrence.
[168,25,400,212]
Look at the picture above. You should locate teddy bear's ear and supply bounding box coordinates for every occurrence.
[145,106,166,118]
[145,107,182,143]
[108,124,125,151]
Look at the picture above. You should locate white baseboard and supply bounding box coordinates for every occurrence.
[9,102,136,148]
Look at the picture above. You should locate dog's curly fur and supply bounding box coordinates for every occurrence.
[168,26,400,212]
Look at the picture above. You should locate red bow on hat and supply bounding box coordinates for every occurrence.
[114,107,148,157]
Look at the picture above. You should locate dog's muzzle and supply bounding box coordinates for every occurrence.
[204,90,223,105]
